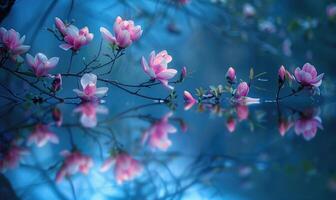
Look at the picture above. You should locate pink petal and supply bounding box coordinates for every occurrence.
[100,27,116,44]
[156,69,177,80]
[59,43,73,51]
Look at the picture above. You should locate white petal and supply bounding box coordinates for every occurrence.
[81,73,97,88]
[95,87,108,97]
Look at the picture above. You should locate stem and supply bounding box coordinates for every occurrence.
[278,86,304,100]
[276,82,283,101]
[1,66,64,102]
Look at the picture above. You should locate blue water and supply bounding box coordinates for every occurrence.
[1,0,336,199]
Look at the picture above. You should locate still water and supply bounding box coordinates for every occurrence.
[1,0,336,199]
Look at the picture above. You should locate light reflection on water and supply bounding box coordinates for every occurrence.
[1,0,336,200]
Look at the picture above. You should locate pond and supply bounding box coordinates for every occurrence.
[1,0,336,199]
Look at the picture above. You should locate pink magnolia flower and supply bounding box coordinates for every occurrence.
[243,3,256,18]
[101,153,143,185]
[55,18,94,51]
[278,118,293,137]
[0,144,29,172]
[27,124,59,147]
[183,90,197,110]
[181,66,187,79]
[0,27,30,59]
[236,105,249,121]
[56,150,93,183]
[235,82,249,99]
[51,74,62,92]
[100,16,142,48]
[141,50,177,89]
[226,117,236,133]
[278,65,286,81]
[294,63,324,88]
[142,112,177,151]
[226,67,236,83]
[55,17,67,36]
[233,82,260,105]
[73,73,109,100]
[327,4,336,18]
[74,102,108,128]
[294,112,323,141]
[26,53,59,77]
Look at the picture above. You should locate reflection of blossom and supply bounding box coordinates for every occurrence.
[74,102,108,128]
[28,124,59,147]
[226,117,236,133]
[294,115,322,141]
[236,105,249,121]
[73,73,109,101]
[183,90,197,110]
[56,150,93,183]
[0,144,29,172]
[143,112,177,151]
[101,153,143,185]
[278,118,293,137]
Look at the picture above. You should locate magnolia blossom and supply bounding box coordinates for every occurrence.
[73,73,109,100]
[143,112,177,151]
[51,74,62,92]
[74,102,108,128]
[28,124,59,147]
[327,4,336,18]
[26,53,59,77]
[100,16,142,48]
[294,63,324,88]
[55,18,93,51]
[183,90,197,110]
[141,50,177,89]
[226,117,236,133]
[56,150,93,183]
[294,113,323,141]
[181,66,187,79]
[226,67,236,83]
[0,27,30,59]
[101,153,143,185]
[278,65,294,82]
[233,82,260,105]
[0,145,29,172]
[243,3,256,18]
